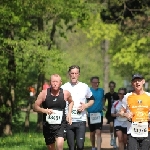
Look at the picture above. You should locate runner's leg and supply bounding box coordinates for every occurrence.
[55,137,64,150]
[95,129,102,150]
[141,132,150,150]
[76,121,86,150]
[66,123,76,150]
[47,143,55,150]
[115,128,124,150]
[88,117,96,150]
[110,121,114,146]
[127,134,138,150]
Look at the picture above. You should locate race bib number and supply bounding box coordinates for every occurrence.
[90,113,101,124]
[71,107,82,119]
[46,110,63,124]
[131,122,148,137]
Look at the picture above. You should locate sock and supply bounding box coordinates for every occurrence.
[114,137,116,143]
[110,133,113,139]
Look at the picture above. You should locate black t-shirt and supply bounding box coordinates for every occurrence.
[104,92,119,113]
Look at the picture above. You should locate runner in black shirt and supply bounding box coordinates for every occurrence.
[104,81,119,148]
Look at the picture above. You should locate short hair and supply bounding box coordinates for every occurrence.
[118,87,127,94]
[50,74,62,82]
[90,76,99,82]
[68,65,80,73]
[109,81,116,87]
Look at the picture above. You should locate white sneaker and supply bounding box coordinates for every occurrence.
[110,138,114,146]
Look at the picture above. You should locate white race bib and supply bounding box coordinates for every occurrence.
[131,122,148,137]
[90,113,101,124]
[30,92,34,96]
[71,107,82,119]
[46,110,63,124]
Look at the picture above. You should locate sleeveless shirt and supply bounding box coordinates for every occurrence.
[42,88,66,123]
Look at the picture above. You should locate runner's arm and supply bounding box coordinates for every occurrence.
[111,102,119,117]
[64,90,74,125]
[85,87,94,108]
[33,90,47,113]
[66,91,74,115]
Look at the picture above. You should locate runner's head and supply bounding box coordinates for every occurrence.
[90,76,100,90]
[131,73,145,92]
[109,81,116,92]
[118,88,126,100]
[50,74,62,91]
[68,65,80,85]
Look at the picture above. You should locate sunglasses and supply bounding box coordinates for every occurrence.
[118,93,125,95]
[92,82,100,84]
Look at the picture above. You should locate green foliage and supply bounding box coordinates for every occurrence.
[84,14,120,46]
[110,33,150,80]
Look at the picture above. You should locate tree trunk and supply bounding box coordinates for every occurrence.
[35,17,45,132]
[24,96,34,132]
[101,40,110,93]
[36,73,45,132]
[2,29,16,136]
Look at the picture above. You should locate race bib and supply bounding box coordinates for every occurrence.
[30,92,34,96]
[90,113,101,124]
[131,122,148,137]
[46,110,63,124]
[71,107,82,119]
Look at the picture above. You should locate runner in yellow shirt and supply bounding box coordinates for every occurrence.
[119,74,150,150]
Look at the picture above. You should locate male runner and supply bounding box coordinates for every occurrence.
[34,74,74,150]
[61,65,94,150]
[104,81,119,148]
[120,73,150,150]
[87,76,104,150]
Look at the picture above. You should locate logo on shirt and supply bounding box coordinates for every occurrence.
[53,98,57,101]
[138,100,142,104]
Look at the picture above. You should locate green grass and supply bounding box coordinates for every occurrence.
[0,112,91,150]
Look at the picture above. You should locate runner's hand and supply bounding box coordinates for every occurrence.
[66,114,72,125]
[78,102,86,112]
[126,112,133,120]
[116,113,120,117]
[45,108,53,115]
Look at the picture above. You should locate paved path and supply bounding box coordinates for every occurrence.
[85,118,118,150]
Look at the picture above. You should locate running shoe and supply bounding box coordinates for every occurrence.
[110,138,114,146]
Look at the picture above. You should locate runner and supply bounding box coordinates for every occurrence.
[120,73,150,150]
[87,76,104,150]
[104,81,119,148]
[111,88,127,150]
[34,74,74,150]
[61,65,94,150]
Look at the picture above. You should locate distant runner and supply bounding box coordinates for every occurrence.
[87,76,104,150]
[111,88,127,150]
[104,81,119,148]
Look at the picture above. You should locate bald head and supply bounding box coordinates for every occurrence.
[50,74,62,82]
[50,74,62,91]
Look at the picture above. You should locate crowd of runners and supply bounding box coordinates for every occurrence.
[33,65,150,150]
